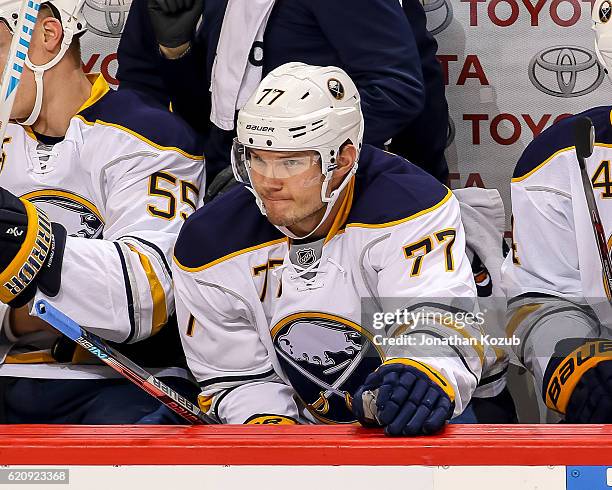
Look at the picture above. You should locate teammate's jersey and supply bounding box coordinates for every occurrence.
[501,106,612,405]
[0,75,206,380]
[173,145,504,424]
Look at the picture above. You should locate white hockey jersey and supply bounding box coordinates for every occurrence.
[0,75,206,379]
[173,144,506,424]
[501,106,612,411]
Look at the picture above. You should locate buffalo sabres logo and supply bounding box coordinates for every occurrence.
[22,191,104,239]
[327,79,345,100]
[296,248,316,267]
[272,313,383,423]
[601,0,612,23]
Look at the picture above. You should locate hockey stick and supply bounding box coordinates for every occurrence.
[0,0,41,148]
[34,299,215,425]
[574,116,612,304]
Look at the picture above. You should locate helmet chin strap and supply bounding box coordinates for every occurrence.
[18,28,75,127]
[264,164,358,241]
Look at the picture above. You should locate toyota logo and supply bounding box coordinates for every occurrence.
[528,46,605,98]
[421,0,453,35]
[83,0,132,38]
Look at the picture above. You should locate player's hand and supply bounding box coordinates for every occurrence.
[147,0,203,50]
[352,362,454,436]
[0,187,66,307]
[204,166,239,204]
[9,304,58,337]
[565,360,612,423]
[544,338,612,423]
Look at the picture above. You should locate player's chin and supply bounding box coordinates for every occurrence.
[267,214,297,228]
[263,202,296,225]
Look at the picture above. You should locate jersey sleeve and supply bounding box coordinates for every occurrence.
[309,0,424,146]
[500,130,597,402]
[172,259,302,424]
[501,157,580,300]
[367,192,486,415]
[33,142,205,344]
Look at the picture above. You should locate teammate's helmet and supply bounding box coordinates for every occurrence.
[232,63,364,236]
[0,0,86,38]
[593,0,612,80]
[0,0,87,126]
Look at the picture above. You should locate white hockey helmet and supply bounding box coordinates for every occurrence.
[0,0,87,125]
[232,62,364,239]
[593,0,612,81]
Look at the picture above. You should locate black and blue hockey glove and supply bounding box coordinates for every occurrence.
[352,361,455,436]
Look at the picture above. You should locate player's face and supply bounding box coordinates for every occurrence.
[0,20,37,121]
[249,149,326,229]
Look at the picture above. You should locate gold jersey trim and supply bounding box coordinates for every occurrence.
[74,115,204,161]
[126,243,167,336]
[174,237,288,273]
[324,176,355,244]
[345,188,453,230]
[512,141,612,183]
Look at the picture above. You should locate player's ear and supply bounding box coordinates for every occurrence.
[335,142,357,178]
[40,16,63,54]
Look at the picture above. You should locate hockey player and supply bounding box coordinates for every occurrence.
[173,63,512,435]
[500,0,612,424]
[0,0,205,423]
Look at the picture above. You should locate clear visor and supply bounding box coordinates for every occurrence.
[232,138,322,184]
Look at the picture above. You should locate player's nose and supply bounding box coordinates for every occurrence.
[258,174,284,193]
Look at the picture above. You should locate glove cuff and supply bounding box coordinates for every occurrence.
[543,338,612,413]
[382,358,456,403]
[37,222,67,298]
[0,202,52,304]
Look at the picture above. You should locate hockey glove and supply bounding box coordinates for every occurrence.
[352,360,455,436]
[148,0,203,48]
[204,166,239,204]
[0,187,66,308]
[543,338,612,423]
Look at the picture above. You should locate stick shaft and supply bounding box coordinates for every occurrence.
[578,165,612,302]
[34,300,214,425]
[0,0,41,148]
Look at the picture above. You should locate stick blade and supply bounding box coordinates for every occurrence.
[574,116,595,161]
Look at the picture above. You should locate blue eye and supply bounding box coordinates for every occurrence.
[250,155,265,165]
